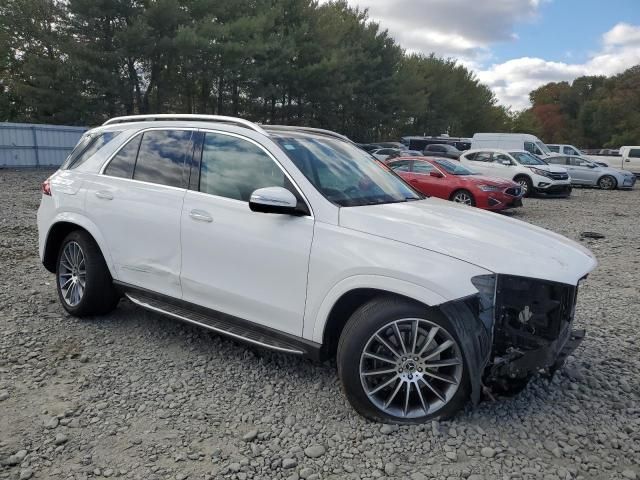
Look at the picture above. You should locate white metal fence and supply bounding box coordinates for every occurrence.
[0,123,87,168]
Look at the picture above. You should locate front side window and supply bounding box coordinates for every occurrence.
[510,151,547,166]
[629,148,640,158]
[274,136,422,207]
[548,145,560,153]
[389,160,412,172]
[493,154,512,165]
[133,130,192,188]
[433,159,475,175]
[63,131,121,169]
[412,162,435,174]
[200,133,285,202]
[569,157,590,167]
[104,135,141,179]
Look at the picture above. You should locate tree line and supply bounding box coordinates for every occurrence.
[512,66,640,148]
[0,0,511,141]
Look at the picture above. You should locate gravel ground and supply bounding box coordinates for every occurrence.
[1,169,639,480]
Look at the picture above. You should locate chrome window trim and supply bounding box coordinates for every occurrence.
[197,128,315,219]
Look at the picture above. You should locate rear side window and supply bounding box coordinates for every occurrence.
[199,133,286,201]
[413,162,435,174]
[629,149,640,158]
[63,131,121,169]
[389,160,411,172]
[133,130,192,188]
[471,152,492,162]
[104,136,141,179]
[546,156,567,165]
[548,145,560,153]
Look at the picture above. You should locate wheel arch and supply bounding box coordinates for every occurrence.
[597,174,617,189]
[43,214,115,277]
[312,276,449,358]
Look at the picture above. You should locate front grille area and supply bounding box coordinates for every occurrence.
[505,187,521,196]
[493,275,577,355]
[549,172,569,180]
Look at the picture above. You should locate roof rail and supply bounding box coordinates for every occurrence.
[263,125,353,143]
[102,114,268,135]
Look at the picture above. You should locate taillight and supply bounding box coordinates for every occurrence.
[41,178,52,196]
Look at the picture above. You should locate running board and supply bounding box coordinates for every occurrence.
[125,291,311,355]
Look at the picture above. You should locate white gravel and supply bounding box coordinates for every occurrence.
[1,169,639,480]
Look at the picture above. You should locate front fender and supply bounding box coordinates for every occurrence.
[308,275,448,343]
[46,212,117,278]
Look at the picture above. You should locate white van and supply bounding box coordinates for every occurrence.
[471,133,553,158]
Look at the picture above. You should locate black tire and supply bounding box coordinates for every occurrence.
[597,175,617,190]
[450,189,476,206]
[485,374,533,398]
[514,175,533,197]
[337,297,470,424]
[56,230,120,317]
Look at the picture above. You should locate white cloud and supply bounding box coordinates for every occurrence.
[320,0,543,59]
[477,23,640,110]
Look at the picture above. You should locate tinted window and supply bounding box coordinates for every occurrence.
[569,157,591,167]
[493,153,512,164]
[412,162,434,174]
[524,142,536,154]
[464,152,477,161]
[629,149,640,158]
[470,152,492,162]
[548,145,560,153]
[63,131,121,169]
[433,159,474,175]
[104,136,141,179]
[510,151,547,166]
[133,130,192,187]
[428,145,445,152]
[200,133,285,202]
[389,160,412,172]
[563,146,575,155]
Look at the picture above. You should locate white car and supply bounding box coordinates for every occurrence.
[460,149,572,197]
[37,115,596,423]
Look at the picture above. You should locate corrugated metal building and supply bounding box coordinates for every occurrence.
[0,123,88,168]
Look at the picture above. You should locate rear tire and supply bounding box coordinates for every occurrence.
[450,189,476,206]
[597,175,617,190]
[514,176,533,197]
[337,297,470,424]
[56,230,120,317]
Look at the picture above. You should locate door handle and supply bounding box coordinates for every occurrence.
[95,190,114,200]
[189,209,213,223]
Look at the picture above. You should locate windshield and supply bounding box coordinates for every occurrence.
[274,136,423,207]
[433,159,474,175]
[509,151,548,166]
[536,141,552,155]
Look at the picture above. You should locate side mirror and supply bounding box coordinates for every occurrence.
[429,171,444,178]
[249,187,303,215]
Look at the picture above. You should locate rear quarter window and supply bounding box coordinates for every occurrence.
[62,131,122,169]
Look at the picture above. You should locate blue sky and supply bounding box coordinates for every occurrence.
[327,0,640,109]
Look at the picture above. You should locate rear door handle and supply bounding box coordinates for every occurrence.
[189,209,213,223]
[95,191,114,200]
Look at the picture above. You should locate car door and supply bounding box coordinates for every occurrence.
[491,153,517,179]
[179,130,314,335]
[624,148,640,174]
[566,157,592,184]
[85,129,193,299]
[409,161,449,198]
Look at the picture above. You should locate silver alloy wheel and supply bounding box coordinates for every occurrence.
[598,176,615,190]
[58,241,86,307]
[359,318,464,419]
[452,191,472,205]
[517,179,529,194]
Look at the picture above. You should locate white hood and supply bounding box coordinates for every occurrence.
[339,198,597,285]
[527,164,567,174]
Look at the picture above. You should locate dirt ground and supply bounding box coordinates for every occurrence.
[0,169,639,480]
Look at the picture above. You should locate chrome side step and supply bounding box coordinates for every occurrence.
[125,292,307,355]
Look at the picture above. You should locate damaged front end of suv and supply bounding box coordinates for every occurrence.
[442,273,586,403]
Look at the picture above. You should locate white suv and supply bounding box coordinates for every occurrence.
[460,149,572,197]
[37,115,596,423]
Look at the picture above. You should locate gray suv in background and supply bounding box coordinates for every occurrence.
[423,144,462,159]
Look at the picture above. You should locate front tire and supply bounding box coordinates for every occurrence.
[56,230,120,317]
[514,176,533,197]
[337,297,469,424]
[450,189,476,206]
[597,175,617,190]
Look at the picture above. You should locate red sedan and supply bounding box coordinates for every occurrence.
[388,157,523,211]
